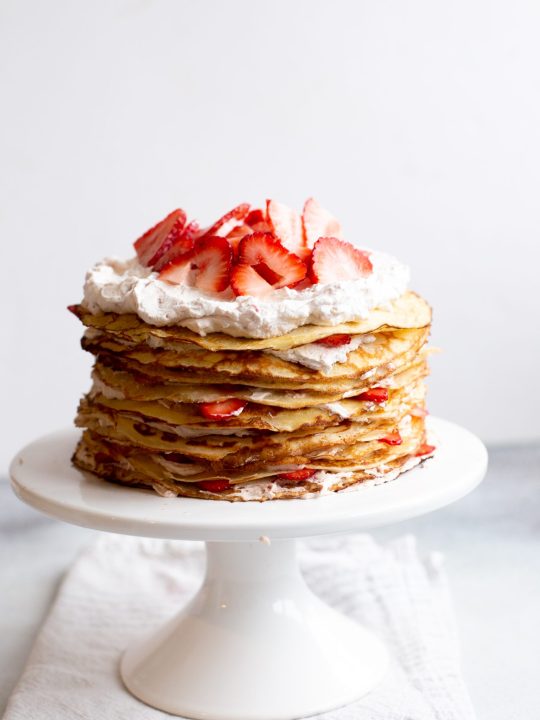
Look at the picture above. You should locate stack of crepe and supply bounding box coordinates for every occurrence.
[70,290,434,501]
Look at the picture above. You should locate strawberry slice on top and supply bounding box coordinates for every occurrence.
[200,204,251,239]
[226,224,255,257]
[134,209,187,267]
[243,208,271,234]
[245,209,266,227]
[152,220,199,272]
[310,237,373,284]
[158,236,232,293]
[266,199,306,255]
[302,198,343,248]
[231,232,307,297]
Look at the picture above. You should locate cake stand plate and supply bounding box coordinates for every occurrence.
[10,418,487,720]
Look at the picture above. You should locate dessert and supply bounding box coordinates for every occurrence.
[69,198,435,501]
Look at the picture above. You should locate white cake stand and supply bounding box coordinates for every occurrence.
[10,418,487,720]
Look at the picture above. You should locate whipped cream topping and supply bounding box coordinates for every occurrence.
[82,252,409,339]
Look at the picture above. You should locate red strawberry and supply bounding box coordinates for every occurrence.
[410,406,428,418]
[277,469,316,482]
[378,431,402,445]
[226,224,254,256]
[200,204,250,238]
[315,333,352,347]
[355,387,389,403]
[310,237,373,283]
[266,199,305,255]
[152,220,199,271]
[197,479,231,493]
[302,198,343,248]
[227,224,253,241]
[230,264,274,296]
[415,443,436,457]
[134,209,187,267]
[158,236,232,293]
[245,209,265,226]
[199,398,247,421]
[244,208,271,233]
[231,232,307,296]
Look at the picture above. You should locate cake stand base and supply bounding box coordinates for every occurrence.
[121,540,388,720]
[10,419,488,720]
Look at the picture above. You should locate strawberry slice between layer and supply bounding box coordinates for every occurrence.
[266,199,305,255]
[302,197,343,248]
[315,333,352,347]
[231,232,307,296]
[198,398,247,421]
[355,387,389,403]
[134,209,187,267]
[196,479,231,493]
[158,236,232,293]
[415,443,436,456]
[310,237,373,283]
[378,431,402,445]
[277,469,316,482]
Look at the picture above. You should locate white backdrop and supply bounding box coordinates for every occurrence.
[2,0,540,470]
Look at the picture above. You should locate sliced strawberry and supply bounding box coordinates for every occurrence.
[134,209,187,267]
[152,220,199,271]
[378,431,402,446]
[244,209,271,233]
[310,237,373,284]
[231,232,307,296]
[251,220,272,233]
[226,224,254,257]
[199,398,247,421]
[277,469,316,482]
[302,198,343,248]
[227,224,253,241]
[158,236,232,293]
[410,405,428,418]
[315,333,352,347]
[245,209,265,226]
[182,219,200,240]
[266,199,305,255]
[197,479,231,493]
[355,387,389,403]
[230,264,274,296]
[200,204,250,238]
[415,443,436,456]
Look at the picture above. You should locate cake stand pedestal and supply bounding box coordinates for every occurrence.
[10,418,487,720]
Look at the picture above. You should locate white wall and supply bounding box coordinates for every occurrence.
[2,0,540,470]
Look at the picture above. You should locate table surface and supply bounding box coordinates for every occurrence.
[1,443,539,719]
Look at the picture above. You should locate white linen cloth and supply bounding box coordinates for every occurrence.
[3,534,476,720]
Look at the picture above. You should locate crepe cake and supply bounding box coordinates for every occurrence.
[69,198,435,501]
